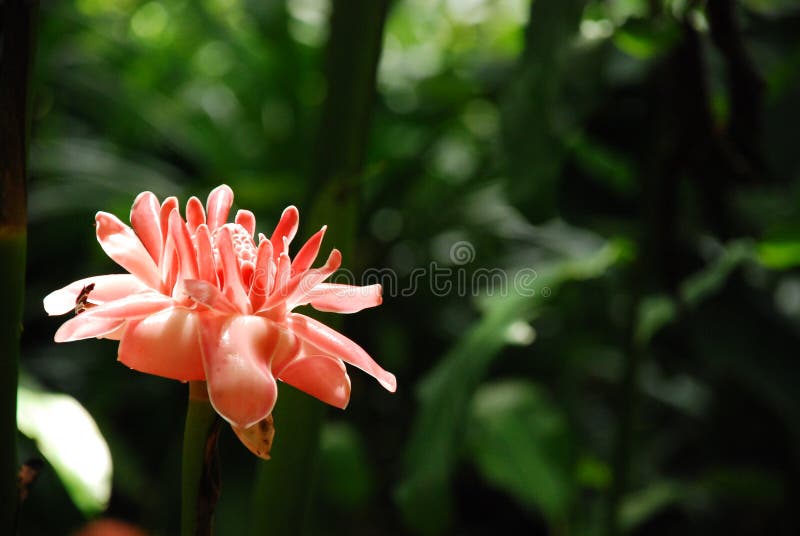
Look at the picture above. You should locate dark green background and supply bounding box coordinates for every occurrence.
[16,0,800,534]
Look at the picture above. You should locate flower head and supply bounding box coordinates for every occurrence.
[45,185,395,454]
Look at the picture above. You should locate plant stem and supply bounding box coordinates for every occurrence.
[181,382,221,536]
[1,0,37,532]
[249,1,389,535]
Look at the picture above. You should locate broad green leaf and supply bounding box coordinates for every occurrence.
[317,422,373,511]
[467,380,574,521]
[397,235,623,534]
[17,386,112,516]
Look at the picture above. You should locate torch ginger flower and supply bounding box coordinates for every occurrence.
[44,185,395,450]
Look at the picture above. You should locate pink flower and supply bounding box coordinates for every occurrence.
[44,185,395,439]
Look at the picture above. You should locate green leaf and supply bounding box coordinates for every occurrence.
[17,385,112,517]
[467,380,574,521]
[613,18,681,60]
[680,240,754,307]
[757,226,800,269]
[317,422,373,511]
[634,294,677,346]
[397,235,623,534]
[620,480,684,531]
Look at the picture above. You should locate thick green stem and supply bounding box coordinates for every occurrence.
[1,1,37,532]
[0,232,25,532]
[249,1,389,535]
[182,382,221,536]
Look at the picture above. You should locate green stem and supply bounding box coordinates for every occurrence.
[1,1,37,532]
[0,232,25,533]
[249,1,389,535]
[181,382,221,536]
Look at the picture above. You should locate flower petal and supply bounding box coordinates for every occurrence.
[168,209,199,280]
[95,212,161,289]
[130,191,163,264]
[270,206,299,258]
[266,249,341,311]
[118,307,204,381]
[271,253,291,300]
[43,274,149,316]
[186,196,206,233]
[250,239,274,310]
[216,227,250,312]
[235,209,256,237]
[288,313,396,392]
[291,226,326,275]
[206,185,234,231]
[78,292,173,319]
[195,224,217,285]
[199,315,280,428]
[54,315,126,342]
[159,196,179,241]
[278,355,351,409]
[183,279,238,313]
[307,283,383,313]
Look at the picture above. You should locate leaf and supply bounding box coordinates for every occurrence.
[634,294,677,346]
[620,480,684,531]
[396,237,623,534]
[680,240,755,308]
[467,380,574,521]
[16,385,112,516]
[612,17,681,60]
[757,225,800,269]
[317,422,373,511]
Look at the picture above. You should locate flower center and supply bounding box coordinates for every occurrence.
[213,223,257,265]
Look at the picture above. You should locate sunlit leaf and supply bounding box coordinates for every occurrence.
[467,380,574,521]
[17,385,112,516]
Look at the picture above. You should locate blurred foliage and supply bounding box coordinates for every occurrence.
[17,381,112,517]
[18,0,800,534]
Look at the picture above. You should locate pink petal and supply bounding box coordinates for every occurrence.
[77,292,173,319]
[206,185,234,231]
[288,313,396,392]
[130,192,163,264]
[54,315,126,342]
[118,307,204,381]
[186,196,206,233]
[195,224,217,285]
[199,315,282,428]
[235,209,256,237]
[159,196,179,241]
[270,206,299,258]
[183,279,238,313]
[168,209,199,280]
[307,283,383,313]
[271,253,291,299]
[278,355,351,409]
[217,227,250,312]
[160,232,179,293]
[266,249,341,311]
[291,226,326,275]
[43,274,149,316]
[95,212,161,289]
[250,240,274,310]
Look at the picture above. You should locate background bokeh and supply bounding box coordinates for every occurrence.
[18,0,800,534]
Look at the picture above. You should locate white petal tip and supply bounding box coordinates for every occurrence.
[379,373,397,393]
